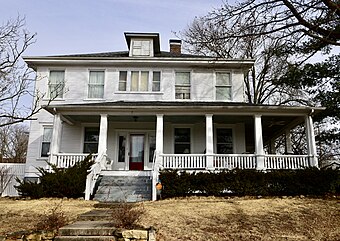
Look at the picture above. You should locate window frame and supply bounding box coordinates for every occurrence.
[130,39,153,57]
[83,127,100,154]
[175,71,191,100]
[88,70,105,99]
[173,127,192,154]
[214,126,235,154]
[48,70,65,99]
[215,71,232,101]
[40,126,53,158]
[117,70,161,92]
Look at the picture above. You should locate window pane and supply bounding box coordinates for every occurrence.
[84,143,98,153]
[216,72,231,85]
[175,86,190,99]
[152,72,160,91]
[43,128,53,142]
[89,71,104,98]
[140,71,149,91]
[216,128,233,154]
[175,72,190,85]
[49,71,64,98]
[175,128,190,142]
[131,71,139,91]
[119,71,127,91]
[175,144,191,154]
[84,127,99,153]
[216,87,231,100]
[41,143,50,157]
[149,135,156,162]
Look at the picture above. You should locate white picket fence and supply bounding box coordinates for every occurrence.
[0,163,26,197]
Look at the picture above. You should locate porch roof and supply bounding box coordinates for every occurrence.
[44,101,324,116]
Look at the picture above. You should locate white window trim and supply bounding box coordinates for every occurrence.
[174,70,192,100]
[87,69,106,99]
[214,71,233,101]
[39,125,53,159]
[47,69,66,100]
[214,124,236,154]
[116,69,162,93]
[171,125,194,154]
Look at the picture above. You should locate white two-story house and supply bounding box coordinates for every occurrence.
[23,32,322,201]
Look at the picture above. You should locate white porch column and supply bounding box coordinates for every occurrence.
[206,114,214,169]
[285,129,293,154]
[254,115,265,170]
[156,114,164,155]
[98,114,108,156]
[305,115,318,167]
[49,113,62,166]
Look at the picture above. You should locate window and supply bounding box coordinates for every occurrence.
[131,71,148,91]
[174,128,191,154]
[132,40,151,56]
[216,72,232,100]
[118,71,161,92]
[152,71,161,91]
[88,71,104,98]
[41,127,53,157]
[118,135,126,162]
[49,70,64,99]
[216,128,233,154]
[175,72,190,99]
[83,127,99,153]
[119,71,127,91]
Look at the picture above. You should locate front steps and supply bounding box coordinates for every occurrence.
[93,172,152,202]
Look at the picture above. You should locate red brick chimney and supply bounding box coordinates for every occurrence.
[169,39,182,55]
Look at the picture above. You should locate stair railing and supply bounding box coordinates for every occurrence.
[152,151,161,201]
[85,151,106,200]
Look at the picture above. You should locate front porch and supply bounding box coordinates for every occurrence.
[44,102,322,200]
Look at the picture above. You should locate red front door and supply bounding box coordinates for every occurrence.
[129,134,145,170]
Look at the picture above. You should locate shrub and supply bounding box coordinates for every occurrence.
[35,201,67,231]
[15,154,94,198]
[111,202,145,229]
[159,168,340,198]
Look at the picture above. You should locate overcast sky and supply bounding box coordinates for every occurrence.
[1,0,224,56]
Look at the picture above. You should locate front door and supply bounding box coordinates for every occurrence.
[129,134,145,170]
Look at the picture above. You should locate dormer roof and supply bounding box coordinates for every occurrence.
[124,32,160,54]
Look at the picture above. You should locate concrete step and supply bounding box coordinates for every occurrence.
[55,236,115,241]
[58,221,115,236]
[95,186,151,194]
[93,193,150,203]
[78,210,112,221]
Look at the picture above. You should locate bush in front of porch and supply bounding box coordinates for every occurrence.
[159,168,340,198]
[15,155,94,198]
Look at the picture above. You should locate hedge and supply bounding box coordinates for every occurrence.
[159,168,340,198]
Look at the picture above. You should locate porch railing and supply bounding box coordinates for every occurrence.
[55,153,98,168]
[265,155,310,169]
[213,154,257,169]
[161,154,206,169]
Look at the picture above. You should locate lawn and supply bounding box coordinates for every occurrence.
[0,197,339,240]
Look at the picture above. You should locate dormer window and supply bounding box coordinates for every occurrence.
[132,40,151,56]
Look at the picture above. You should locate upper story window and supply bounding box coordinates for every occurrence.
[88,71,104,98]
[41,127,52,157]
[216,72,232,100]
[175,72,190,99]
[49,70,65,99]
[118,71,161,92]
[131,40,151,56]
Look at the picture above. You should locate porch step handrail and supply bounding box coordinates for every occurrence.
[265,154,310,169]
[85,152,106,200]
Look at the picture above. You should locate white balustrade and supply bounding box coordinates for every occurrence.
[161,154,206,169]
[55,153,98,168]
[213,154,257,169]
[265,155,310,169]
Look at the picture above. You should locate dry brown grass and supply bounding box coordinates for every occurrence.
[140,197,340,241]
[0,198,97,234]
[0,197,339,241]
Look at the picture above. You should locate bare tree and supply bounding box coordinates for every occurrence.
[0,166,12,195]
[180,9,305,104]
[0,123,28,163]
[0,16,44,128]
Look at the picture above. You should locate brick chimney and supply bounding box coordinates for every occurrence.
[169,39,182,55]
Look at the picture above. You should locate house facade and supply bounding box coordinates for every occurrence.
[23,32,322,201]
